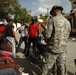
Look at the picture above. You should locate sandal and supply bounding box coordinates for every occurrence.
[19,67,24,72]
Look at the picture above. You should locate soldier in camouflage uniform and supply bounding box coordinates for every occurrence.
[42,5,71,75]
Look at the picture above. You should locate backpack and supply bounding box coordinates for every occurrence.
[0,24,12,52]
[0,39,12,52]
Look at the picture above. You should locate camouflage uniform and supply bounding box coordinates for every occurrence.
[42,14,71,75]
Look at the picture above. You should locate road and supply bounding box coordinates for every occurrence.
[15,32,76,75]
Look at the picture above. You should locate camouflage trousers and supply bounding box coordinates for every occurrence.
[42,52,66,75]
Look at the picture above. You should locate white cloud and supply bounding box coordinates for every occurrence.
[37,7,47,15]
[32,2,37,5]
[31,7,47,16]
[38,7,47,12]
[38,0,45,3]
[38,0,60,9]
[31,0,71,16]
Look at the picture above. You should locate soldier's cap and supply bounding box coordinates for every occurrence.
[50,5,63,15]
[70,9,76,15]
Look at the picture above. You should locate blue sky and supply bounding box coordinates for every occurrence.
[18,0,71,16]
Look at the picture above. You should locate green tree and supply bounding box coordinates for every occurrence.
[0,0,32,23]
[39,14,47,20]
[14,7,32,23]
[0,0,19,19]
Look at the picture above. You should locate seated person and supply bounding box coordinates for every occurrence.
[0,24,14,59]
[0,31,12,52]
[0,28,14,60]
[0,24,23,75]
[0,57,23,75]
[0,68,21,75]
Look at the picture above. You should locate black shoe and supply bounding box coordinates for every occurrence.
[25,52,29,57]
[23,49,26,54]
[22,51,25,54]
[23,54,28,57]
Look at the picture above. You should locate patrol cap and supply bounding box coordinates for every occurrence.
[50,5,63,15]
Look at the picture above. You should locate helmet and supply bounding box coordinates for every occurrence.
[31,17,37,21]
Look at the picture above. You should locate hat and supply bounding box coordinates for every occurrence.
[38,19,43,22]
[50,5,63,15]
[70,9,76,15]
[31,17,37,21]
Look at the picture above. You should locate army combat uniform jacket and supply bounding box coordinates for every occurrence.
[44,14,71,53]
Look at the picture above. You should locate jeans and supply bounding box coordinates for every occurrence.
[26,37,36,55]
[0,68,20,75]
[18,36,28,53]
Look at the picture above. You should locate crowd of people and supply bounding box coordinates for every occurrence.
[0,21,23,74]
[0,15,40,75]
[0,4,75,75]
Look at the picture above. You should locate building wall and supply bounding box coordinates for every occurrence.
[69,0,76,9]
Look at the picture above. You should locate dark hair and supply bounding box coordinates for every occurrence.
[7,19,14,22]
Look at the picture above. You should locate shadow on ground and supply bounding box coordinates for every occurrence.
[67,71,74,75]
[15,57,43,75]
[15,48,75,75]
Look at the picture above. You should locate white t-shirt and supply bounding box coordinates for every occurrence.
[18,25,28,37]
[3,20,8,25]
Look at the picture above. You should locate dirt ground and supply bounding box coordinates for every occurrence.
[15,32,76,75]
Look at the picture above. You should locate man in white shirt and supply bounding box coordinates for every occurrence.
[17,20,28,54]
